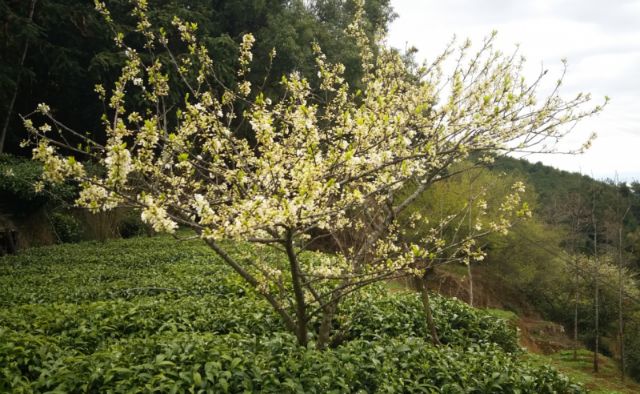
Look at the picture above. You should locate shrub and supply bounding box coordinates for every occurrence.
[340,288,520,353]
[0,236,583,392]
[117,209,148,238]
[0,154,75,214]
[0,329,583,393]
[49,212,82,243]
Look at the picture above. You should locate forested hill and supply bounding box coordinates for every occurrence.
[394,154,640,383]
[488,156,640,383]
[493,156,598,204]
[0,0,394,153]
[492,156,640,261]
[494,156,639,211]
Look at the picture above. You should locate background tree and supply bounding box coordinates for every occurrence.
[0,0,37,153]
[0,0,393,153]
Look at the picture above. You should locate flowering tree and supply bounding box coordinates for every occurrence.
[24,0,604,348]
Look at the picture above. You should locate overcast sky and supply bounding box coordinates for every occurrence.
[388,0,640,182]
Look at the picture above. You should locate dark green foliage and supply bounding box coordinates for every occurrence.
[626,314,640,380]
[0,154,47,212]
[49,211,82,243]
[0,236,583,392]
[0,154,73,214]
[117,209,148,238]
[341,289,520,353]
[0,0,394,153]
[492,156,640,259]
[1,0,111,151]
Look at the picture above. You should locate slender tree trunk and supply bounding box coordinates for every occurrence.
[0,0,37,153]
[593,212,599,373]
[420,272,441,346]
[573,266,579,361]
[618,226,625,381]
[571,220,580,361]
[467,186,474,307]
[568,201,582,362]
[317,301,336,350]
[285,232,308,347]
[467,263,474,307]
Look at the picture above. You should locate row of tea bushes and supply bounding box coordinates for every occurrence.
[1,329,582,393]
[0,235,582,392]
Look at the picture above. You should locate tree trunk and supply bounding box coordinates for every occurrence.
[285,232,308,347]
[467,263,474,307]
[317,302,336,350]
[593,214,599,373]
[203,238,297,335]
[573,269,579,361]
[467,188,474,307]
[571,214,580,361]
[0,0,37,153]
[618,227,625,381]
[420,273,441,346]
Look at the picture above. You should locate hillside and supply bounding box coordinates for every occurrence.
[492,156,640,248]
[1,235,585,393]
[2,1,638,392]
[422,264,640,393]
[395,155,640,384]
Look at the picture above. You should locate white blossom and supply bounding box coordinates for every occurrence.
[140,195,178,233]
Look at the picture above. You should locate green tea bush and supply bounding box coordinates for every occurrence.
[49,212,82,243]
[0,237,248,306]
[0,329,583,393]
[340,288,520,353]
[0,236,583,392]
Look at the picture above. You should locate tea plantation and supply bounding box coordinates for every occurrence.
[0,236,583,393]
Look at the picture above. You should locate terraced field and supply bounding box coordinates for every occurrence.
[1,235,582,392]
